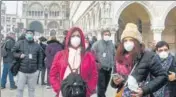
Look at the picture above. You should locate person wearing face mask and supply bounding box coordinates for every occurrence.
[111,23,167,97]
[50,27,98,97]
[91,29,115,97]
[45,36,63,89]
[12,30,43,97]
[1,32,17,90]
[150,41,176,97]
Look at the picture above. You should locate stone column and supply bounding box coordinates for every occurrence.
[152,28,164,43]
[110,25,119,44]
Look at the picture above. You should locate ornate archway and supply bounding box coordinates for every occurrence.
[162,6,176,54]
[29,21,44,33]
[117,2,151,46]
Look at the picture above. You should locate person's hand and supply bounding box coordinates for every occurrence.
[131,88,143,97]
[168,71,176,81]
[20,54,26,59]
[113,76,124,85]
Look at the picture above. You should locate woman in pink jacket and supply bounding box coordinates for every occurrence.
[50,27,98,97]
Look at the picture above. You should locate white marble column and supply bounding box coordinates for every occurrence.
[152,28,164,43]
[110,25,118,44]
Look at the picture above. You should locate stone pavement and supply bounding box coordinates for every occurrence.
[1,83,116,97]
[1,63,116,97]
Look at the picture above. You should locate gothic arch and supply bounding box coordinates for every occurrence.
[49,3,60,10]
[28,2,44,10]
[162,1,176,26]
[49,3,60,17]
[115,1,154,25]
[29,21,44,33]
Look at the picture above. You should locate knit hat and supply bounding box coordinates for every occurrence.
[121,23,142,43]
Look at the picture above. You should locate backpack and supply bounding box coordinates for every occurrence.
[61,57,87,97]
[1,39,9,57]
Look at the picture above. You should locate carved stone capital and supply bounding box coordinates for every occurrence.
[152,28,164,34]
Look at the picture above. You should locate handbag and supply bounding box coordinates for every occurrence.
[116,87,124,97]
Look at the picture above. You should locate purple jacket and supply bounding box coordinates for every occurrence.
[45,40,63,68]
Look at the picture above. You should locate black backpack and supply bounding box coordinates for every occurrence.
[61,62,87,97]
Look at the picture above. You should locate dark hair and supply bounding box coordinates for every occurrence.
[155,41,169,50]
[101,29,111,36]
[63,30,68,36]
[26,30,35,34]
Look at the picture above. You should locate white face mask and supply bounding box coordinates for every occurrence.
[71,36,81,48]
[104,36,110,41]
[124,41,134,52]
[159,51,169,59]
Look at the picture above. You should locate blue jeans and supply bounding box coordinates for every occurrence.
[1,63,15,88]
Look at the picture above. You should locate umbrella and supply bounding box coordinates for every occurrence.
[39,36,47,42]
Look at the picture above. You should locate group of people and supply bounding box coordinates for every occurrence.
[1,23,176,97]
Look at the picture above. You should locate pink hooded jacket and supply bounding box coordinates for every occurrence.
[50,27,98,97]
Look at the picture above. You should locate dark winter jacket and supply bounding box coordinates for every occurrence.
[12,39,43,73]
[91,40,115,69]
[39,42,47,67]
[161,54,176,97]
[3,36,16,64]
[111,51,167,96]
[167,57,176,97]
[18,33,25,41]
[45,40,63,69]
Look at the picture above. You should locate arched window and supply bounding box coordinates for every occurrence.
[49,3,60,17]
[28,3,43,17]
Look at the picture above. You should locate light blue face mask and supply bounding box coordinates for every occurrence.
[25,34,33,41]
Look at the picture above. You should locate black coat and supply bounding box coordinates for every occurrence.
[167,55,176,97]
[12,39,43,73]
[3,37,15,64]
[111,51,167,96]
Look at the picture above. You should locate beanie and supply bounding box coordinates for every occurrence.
[121,23,142,43]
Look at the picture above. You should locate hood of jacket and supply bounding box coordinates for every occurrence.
[65,27,85,50]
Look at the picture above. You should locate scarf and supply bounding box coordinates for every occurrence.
[116,54,133,76]
[152,53,173,97]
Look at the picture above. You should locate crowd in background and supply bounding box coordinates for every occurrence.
[1,23,176,97]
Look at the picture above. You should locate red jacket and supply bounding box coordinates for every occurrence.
[50,27,98,97]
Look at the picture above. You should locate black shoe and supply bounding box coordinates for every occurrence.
[10,85,17,90]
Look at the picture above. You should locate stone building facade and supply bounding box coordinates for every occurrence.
[21,1,70,42]
[70,1,176,53]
